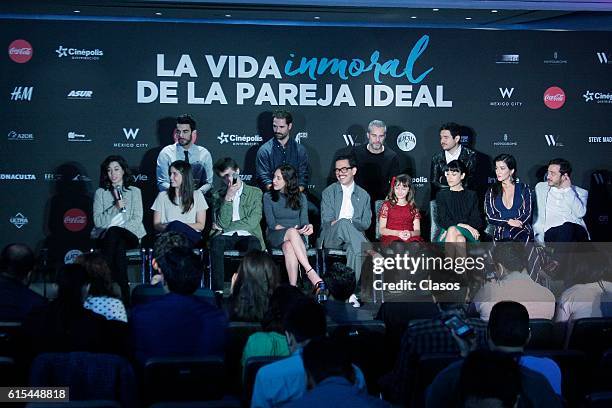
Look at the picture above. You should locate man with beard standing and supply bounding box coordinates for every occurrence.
[157,114,214,194]
[256,110,310,192]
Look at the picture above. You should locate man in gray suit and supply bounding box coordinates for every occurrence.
[320,154,371,307]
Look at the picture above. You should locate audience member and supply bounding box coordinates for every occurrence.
[0,243,47,321]
[77,253,127,323]
[426,301,563,407]
[485,154,533,243]
[210,157,264,293]
[92,155,145,304]
[23,264,127,357]
[284,336,390,407]
[473,244,555,320]
[534,158,589,243]
[229,250,281,322]
[430,122,476,199]
[130,246,227,365]
[156,113,213,193]
[256,110,309,191]
[241,285,306,369]
[264,164,325,298]
[325,263,374,321]
[352,119,400,240]
[251,298,366,407]
[378,174,423,245]
[320,154,371,307]
[152,160,207,244]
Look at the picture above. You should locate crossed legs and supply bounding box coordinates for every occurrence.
[281,228,322,286]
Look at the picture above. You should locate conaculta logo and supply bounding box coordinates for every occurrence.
[56,45,104,60]
[0,173,36,180]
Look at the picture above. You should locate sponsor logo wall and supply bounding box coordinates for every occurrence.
[1,22,611,254]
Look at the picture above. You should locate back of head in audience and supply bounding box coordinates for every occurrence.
[302,336,355,389]
[327,262,355,302]
[492,244,527,275]
[153,231,192,272]
[231,250,281,322]
[76,253,116,298]
[262,284,307,332]
[54,264,90,322]
[488,301,530,350]
[283,298,326,349]
[459,349,521,408]
[1,243,35,282]
[157,246,201,295]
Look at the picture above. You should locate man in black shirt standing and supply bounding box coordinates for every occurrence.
[352,120,400,240]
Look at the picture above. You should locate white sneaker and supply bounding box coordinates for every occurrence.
[348,294,361,308]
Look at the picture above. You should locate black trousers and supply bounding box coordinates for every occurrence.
[210,233,261,291]
[545,222,589,243]
[99,226,139,304]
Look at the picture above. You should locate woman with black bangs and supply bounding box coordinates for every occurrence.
[152,160,208,244]
[92,155,146,304]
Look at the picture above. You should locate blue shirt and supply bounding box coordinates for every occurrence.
[256,137,309,188]
[251,349,367,408]
[284,376,390,408]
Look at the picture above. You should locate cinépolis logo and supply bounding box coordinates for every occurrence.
[136,35,453,108]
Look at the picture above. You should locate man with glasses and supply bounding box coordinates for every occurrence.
[353,119,400,240]
[534,158,589,243]
[319,155,371,307]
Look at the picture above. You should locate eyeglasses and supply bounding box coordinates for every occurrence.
[334,166,353,174]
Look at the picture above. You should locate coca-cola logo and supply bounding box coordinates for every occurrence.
[63,208,87,232]
[8,39,33,63]
[543,86,566,109]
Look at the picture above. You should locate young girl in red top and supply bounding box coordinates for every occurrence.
[378,174,424,244]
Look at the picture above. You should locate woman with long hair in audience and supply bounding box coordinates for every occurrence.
[229,250,281,322]
[23,263,128,357]
[263,164,326,300]
[152,160,207,244]
[76,252,127,323]
[378,174,424,244]
[92,155,146,304]
[484,154,533,243]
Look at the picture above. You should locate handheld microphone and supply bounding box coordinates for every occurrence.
[114,186,127,213]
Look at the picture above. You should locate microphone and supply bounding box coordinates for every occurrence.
[114,186,127,213]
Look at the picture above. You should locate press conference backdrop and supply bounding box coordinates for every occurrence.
[1,19,611,263]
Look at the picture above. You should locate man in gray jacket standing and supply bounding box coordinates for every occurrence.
[320,154,371,307]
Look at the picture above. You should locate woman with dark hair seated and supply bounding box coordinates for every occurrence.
[435,160,483,243]
[23,264,128,357]
[263,164,326,301]
[229,250,281,322]
[77,253,127,323]
[484,154,533,243]
[92,155,146,304]
[152,160,208,244]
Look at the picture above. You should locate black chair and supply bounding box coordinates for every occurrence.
[243,356,282,405]
[144,356,225,404]
[584,392,612,408]
[328,320,388,394]
[526,319,555,350]
[528,349,588,407]
[29,352,137,407]
[414,353,462,407]
[0,321,23,358]
[593,349,612,392]
[224,322,263,396]
[568,318,612,359]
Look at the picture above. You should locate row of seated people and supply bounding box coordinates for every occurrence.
[94,148,591,307]
[2,238,611,405]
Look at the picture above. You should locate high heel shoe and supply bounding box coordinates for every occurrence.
[313,280,328,304]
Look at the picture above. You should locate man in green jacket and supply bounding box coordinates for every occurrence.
[210,157,264,293]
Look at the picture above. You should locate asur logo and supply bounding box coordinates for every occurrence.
[8,39,33,63]
[499,88,515,98]
[123,128,139,140]
[10,86,33,101]
[67,90,93,99]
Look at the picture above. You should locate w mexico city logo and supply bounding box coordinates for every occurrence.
[123,128,140,140]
